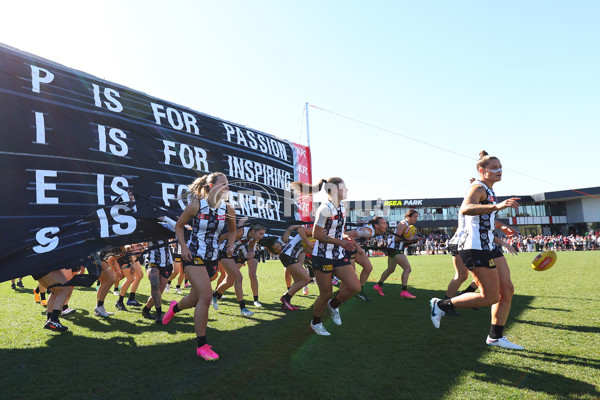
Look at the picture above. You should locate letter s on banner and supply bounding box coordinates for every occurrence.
[33,227,60,253]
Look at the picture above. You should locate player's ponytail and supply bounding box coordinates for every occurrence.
[290,177,344,198]
[184,172,226,201]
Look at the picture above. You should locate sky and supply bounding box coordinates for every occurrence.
[2,1,598,200]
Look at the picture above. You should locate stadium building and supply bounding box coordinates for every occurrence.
[346,186,600,237]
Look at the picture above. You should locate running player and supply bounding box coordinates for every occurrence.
[373,209,420,298]
[211,222,266,316]
[276,225,313,310]
[345,216,389,301]
[430,150,524,350]
[141,240,173,323]
[442,212,519,316]
[161,172,236,362]
[291,177,359,336]
[32,269,72,332]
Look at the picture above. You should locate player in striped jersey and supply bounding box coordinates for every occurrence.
[291,178,359,336]
[161,172,236,362]
[430,151,524,350]
[141,240,173,323]
[211,223,266,316]
[277,225,313,310]
[344,216,389,301]
[442,210,519,316]
[373,209,420,298]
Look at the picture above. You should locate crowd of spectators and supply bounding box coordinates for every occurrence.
[505,233,600,252]
[368,232,600,256]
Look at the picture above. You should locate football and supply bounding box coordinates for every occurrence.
[532,250,557,271]
[403,225,416,239]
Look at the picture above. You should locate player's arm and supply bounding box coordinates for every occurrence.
[461,185,520,215]
[494,236,517,255]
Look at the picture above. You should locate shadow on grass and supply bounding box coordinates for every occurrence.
[473,362,598,396]
[0,285,598,400]
[512,318,600,334]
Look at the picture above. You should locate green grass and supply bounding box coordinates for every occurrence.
[1,251,599,400]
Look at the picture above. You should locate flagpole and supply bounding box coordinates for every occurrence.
[305,102,311,148]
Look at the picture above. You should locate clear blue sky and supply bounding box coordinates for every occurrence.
[2,1,598,200]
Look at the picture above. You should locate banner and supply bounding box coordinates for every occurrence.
[291,143,313,222]
[0,43,310,282]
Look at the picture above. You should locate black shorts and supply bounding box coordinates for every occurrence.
[31,272,47,281]
[311,255,351,274]
[146,263,173,279]
[344,249,357,260]
[387,248,403,258]
[458,250,496,271]
[136,256,143,263]
[490,246,504,259]
[448,243,459,257]
[218,250,245,264]
[280,253,300,267]
[183,256,219,278]
[172,253,182,263]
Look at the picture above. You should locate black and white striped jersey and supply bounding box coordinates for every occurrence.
[458,180,497,251]
[282,234,306,258]
[449,212,466,246]
[219,226,252,257]
[145,240,173,267]
[187,198,228,261]
[387,219,408,250]
[312,201,346,259]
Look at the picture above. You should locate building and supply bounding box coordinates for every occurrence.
[346,186,600,237]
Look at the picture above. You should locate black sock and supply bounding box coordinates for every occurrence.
[40,292,46,301]
[437,298,455,312]
[489,324,504,339]
[283,293,292,302]
[50,309,61,322]
[377,281,384,287]
[401,285,408,291]
[360,285,365,293]
[185,279,189,284]
[253,295,259,302]
[330,297,341,309]
[287,286,291,291]
[239,300,246,309]
[35,286,40,294]
[62,304,68,311]
[143,306,151,313]
[129,292,136,300]
[168,280,172,285]
[444,295,450,300]
[173,304,181,313]
[216,292,223,300]
[118,295,124,303]
[97,300,104,307]
[176,285,181,289]
[312,315,321,325]
[114,286,118,291]
[155,306,162,314]
[197,336,207,348]
[47,312,51,320]
[462,285,477,294]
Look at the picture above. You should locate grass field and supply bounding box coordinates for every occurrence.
[1,251,599,400]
